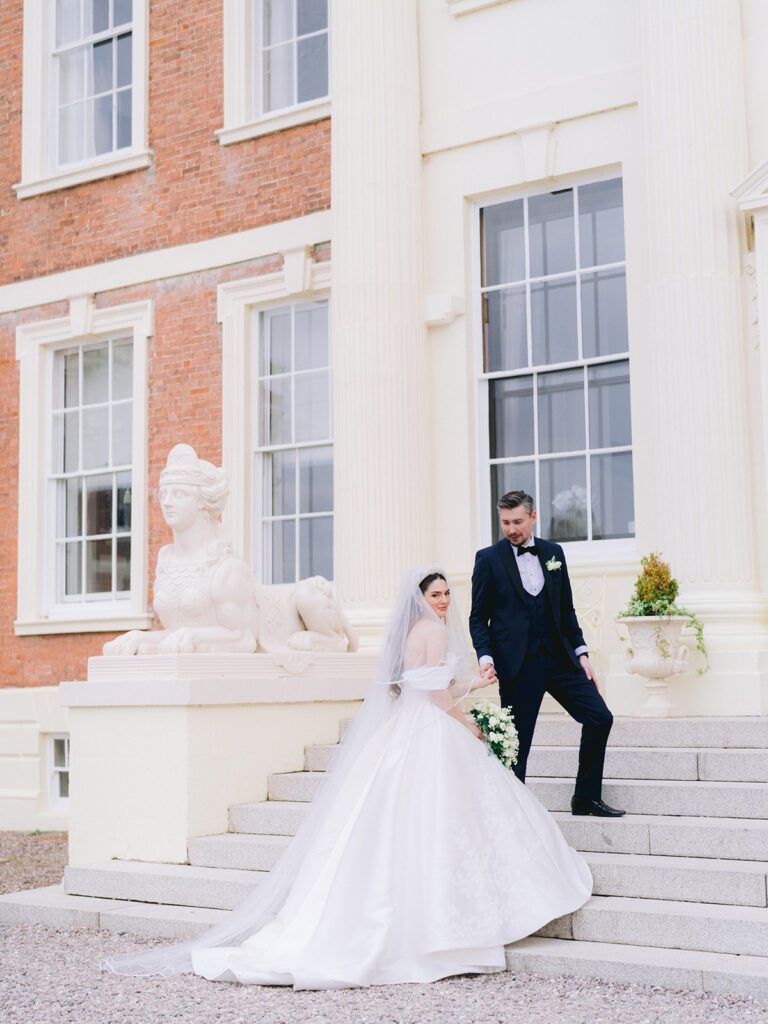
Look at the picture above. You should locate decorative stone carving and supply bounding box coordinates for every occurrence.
[619,616,690,718]
[103,444,357,658]
[103,444,257,655]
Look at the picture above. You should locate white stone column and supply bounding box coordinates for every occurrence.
[637,0,765,639]
[606,0,768,714]
[330,0,432,625]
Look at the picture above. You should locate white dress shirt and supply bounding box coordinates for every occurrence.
[479,539,588,667]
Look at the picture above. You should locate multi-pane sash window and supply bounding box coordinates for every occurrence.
[480,178,634,543]
[256,301,333,583]
[53,0,133,167]
[255,0,329,116]
[48,734,70,808]
[51,339,133,603]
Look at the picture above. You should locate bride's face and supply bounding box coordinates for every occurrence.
[423,579,450,619]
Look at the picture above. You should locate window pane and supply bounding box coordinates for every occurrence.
[83,346,109,404]
[540,457,588,542]
[82,406,110,468]
[528,190,575,278]
[91,0,110,33]
[112,402,132,465]
[64,352,80,407]
[58,772,70,799]
[63,410,80,472]
[92,93,113,155]
[59,102,85,164]
[297,0,327,35]
[268,519,296,584]
[489,377,534,459]
[297,33,328,103]
[581,269,629,358]
[579,178,625,268]
[60,50,85,104]
[117,33,132,87]
[56,0,81,46]
[112,341,133,400]
[294,305,328,370]
[263,42,294,111]
[484,286,527,372]
[295,371,329,442]
[65,478,83,537]
[591,452,634,539]
[116,88,132,148]
[64,541,82,596]
[538,368,585,454]
[114,0,132,27]
[86,474,113,535]
[116,536,131,590]
[481,201,525,287]
[263,450,296,516]
[264,0,294,44]
[531,278,577,365]
[300,516,333,579]
[264,311,291,375]
[261,378,292,446]
[589,361,631,449]
[116,471,132,531]
[299,446,332,513]
[91,38,113,94]
[86,538,112,593]
[53,738,68,768]
[491,462,535,541]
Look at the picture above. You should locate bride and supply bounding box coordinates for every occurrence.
[103,566,592,988]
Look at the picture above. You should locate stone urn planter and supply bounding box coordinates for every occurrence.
[616,615,690,717]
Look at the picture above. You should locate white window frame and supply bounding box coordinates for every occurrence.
[218,0,331,147]
[473,173,637,561]
[14,0,151,199]
[254,299,333,584]
[47,733,70,811]
[15,295,152,635]
[217,246,331,568]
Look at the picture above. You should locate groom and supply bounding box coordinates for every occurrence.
[469,490,624,817]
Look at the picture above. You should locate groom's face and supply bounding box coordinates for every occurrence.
[499,505,537,546]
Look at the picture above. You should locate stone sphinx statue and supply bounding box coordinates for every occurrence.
[103,444,357,658]
[103,444,257,655]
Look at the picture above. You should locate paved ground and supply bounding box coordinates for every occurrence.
[2,832,768,1024]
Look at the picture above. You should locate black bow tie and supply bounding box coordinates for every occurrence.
[516,545,538,557]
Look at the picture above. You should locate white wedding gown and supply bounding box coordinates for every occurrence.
[190,656,592,989]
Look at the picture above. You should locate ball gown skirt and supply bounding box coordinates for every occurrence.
[191,666,593,989]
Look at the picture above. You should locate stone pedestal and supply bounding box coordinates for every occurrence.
[60,653,374,865]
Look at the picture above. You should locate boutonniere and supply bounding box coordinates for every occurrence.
[545,557,562,572]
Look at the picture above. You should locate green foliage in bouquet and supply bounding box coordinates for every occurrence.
[470,699,519,769]
[619,552,708,673]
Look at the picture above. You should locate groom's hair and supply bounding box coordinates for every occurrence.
[497,490,534,514]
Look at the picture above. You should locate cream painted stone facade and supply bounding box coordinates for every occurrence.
[4,0,768,836]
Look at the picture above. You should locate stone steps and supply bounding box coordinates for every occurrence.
[63,861,265,911]
[304,741,768,781]
[530,716,768,749]
[504,937,768,1000]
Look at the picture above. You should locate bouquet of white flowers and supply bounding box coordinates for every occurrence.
[469,698,519,769]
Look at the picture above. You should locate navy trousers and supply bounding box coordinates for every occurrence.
[500,649,613,800]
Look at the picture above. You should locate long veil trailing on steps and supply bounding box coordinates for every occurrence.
[102,565,474,977]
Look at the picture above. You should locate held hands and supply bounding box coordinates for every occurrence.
[470,662,497,691]
[579,654,598,689]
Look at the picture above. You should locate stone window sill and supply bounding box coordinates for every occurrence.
[15,613,154,636]
[13,151,153,200]
[217,100,331,146]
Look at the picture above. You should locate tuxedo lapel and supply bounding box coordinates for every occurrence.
[497,539,527,603]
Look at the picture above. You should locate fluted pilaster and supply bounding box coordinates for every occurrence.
[640,0,756,595]
[331,0,432,605]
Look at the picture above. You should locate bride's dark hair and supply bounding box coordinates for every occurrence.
[418,572,446,593]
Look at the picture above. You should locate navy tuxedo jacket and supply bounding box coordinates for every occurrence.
[469,537,586,682]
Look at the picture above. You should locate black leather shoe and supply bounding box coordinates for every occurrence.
[570,796,625,817]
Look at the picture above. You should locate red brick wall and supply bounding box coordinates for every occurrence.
[0,0,331,285]
[0,0,331,687]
